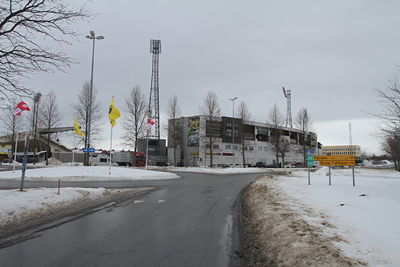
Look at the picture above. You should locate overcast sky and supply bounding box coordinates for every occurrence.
[17,0,400,154]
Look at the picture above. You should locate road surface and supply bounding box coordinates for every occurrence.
[0,172,260,267]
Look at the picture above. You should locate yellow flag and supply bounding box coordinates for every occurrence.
[74,117,83,137]
[109,99,120,127]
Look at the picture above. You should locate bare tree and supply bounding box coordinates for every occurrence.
[0,0,90,99]
[268,104,284,167]
[122,86,147,166]
[1,97,21,158]
[201,91,221,167]
[295,107,312,166]
[237,101,251,167]
[40,91,61,165]
[167,95,181,167]
[72,81,102,148]
[278,138,291,167]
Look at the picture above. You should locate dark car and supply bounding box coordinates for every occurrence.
[156,161,169,166]
[217,164,230,168]
[266,163,279,168]
[254,162,266,168]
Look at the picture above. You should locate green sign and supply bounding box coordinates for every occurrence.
[307,161,314,167]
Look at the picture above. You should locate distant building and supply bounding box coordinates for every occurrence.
[321,145,361,157]
[167,115,321,167]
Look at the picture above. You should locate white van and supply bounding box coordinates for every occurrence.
[90,154,118,166]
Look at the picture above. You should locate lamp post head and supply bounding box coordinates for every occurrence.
[90,31,95,37]
[229,97,238,102]
[96,36,104,40]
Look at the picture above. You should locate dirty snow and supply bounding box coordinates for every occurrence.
[0,166,179,181]
[149,166,295,174]
[263,167,400,266]
[0,187,122,228]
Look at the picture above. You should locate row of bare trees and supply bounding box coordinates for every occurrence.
[377,80,400,171]
[200,91,313,168]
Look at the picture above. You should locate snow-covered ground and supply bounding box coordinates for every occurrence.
[149,166,295,174]
[0,187,127,227]
[0,166,179,181]
[268,167,400,266]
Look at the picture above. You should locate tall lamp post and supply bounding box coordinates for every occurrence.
[86,31,104,165]
[229,97,238,167]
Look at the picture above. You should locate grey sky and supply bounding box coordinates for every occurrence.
[17,0,400,153]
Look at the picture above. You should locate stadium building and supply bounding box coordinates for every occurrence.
[167,116,321,167]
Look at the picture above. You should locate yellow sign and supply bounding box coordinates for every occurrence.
[318,160,355,166]
[0,144,11,155]
[314,155,355,161]
[189,152,199,156]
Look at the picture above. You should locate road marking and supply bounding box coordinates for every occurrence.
[134,200,144,204]
[158,200,166,203]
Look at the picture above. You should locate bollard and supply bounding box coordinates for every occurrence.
[58,179,60,195]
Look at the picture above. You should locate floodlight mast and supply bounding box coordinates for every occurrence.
[148,39,161,139]
[282,86,292,128]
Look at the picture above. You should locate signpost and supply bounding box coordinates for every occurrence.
[312,155,356,186]
[306,149,313,185]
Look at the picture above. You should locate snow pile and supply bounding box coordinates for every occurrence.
[0,166,179,181]
[0,187,117,227]
[150,166,298,174]
[262,167,400,266]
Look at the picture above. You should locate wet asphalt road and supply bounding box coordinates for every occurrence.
[0,172,260,267]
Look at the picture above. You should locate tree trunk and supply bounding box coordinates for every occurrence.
[46,131,50,165]
[242,140,245,167]
[209,136,213,167]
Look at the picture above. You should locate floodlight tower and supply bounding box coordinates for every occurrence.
[149,39,161,139]
[282,86,292,128]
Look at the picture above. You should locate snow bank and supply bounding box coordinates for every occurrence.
[0,187,121,228]
[265,167,400,266]
[149,166,297,174]
[0,166,179,181]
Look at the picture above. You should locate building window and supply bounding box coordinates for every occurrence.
[249,146,254,151]
[226,122,232,128]
[233,145,238,150]
[226,144,231,149]
[258,146,262,151]
[263,147,268,151]
[213,145,219,149]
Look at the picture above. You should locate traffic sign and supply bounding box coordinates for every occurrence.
[307,156,314,161]
[306,149,312,156]
[318,160,355,166]
[307,161,314,167]
[83,148,95,153]
[313,155,355,161]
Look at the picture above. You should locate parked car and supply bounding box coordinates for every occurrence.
[284,162,292,168]
[254,162,266,168]
[156,161,169,166]
[217,164,230,168]
[266,163,279,168]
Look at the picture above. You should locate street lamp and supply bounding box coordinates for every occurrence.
[229,97,238,167]
[86,31,104,164]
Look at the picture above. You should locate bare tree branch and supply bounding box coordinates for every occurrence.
[0,0,90,100]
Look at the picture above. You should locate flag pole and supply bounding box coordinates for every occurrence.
[13,131,18,173]
[145,118,149,170]
[72,134,75,166]
[109,96,114,175]
[109,123,113,175]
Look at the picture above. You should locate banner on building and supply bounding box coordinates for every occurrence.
[188,117,200,147]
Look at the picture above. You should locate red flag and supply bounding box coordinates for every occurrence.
[147,117,155,131]
[13,101,30,116]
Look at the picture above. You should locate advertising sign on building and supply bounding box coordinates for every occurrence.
[187,117,200,147]
[0,144,12,155]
